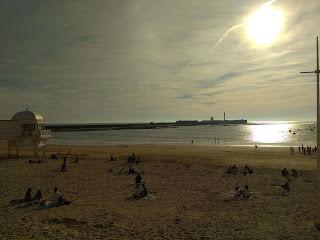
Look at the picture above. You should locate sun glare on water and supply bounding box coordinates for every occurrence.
[250,123,290,144]
[246,4,283,46]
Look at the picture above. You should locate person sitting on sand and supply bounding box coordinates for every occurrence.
[74,156,80,163]
[234,186,241,200]
[291,169,298,177]
[135,174,142,184]
[227,165,237,174]
[280,181,290,191]
[281,168,288,177]
[60,164,67,172]
[242,165,253,175]
[24,188,33,202]
[118,168,125,174]
[128,165,135,174]
[141,183,148,197]
[240,185,251,199]
[231,165,238,174]
[131,153,137,163]
[133,183,148,198]
[127,153,137,164]
[134,184,141,198]
[32,190,45,204]
[47,187,62,206]
[127,155,133,164]
[44,187,71,207]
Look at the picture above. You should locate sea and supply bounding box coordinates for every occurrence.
[48,121,317,147]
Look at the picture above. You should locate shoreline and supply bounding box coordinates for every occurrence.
[46,140,310,148]
[4,143,315,170]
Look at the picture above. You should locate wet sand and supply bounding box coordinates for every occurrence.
[0,143,319,239]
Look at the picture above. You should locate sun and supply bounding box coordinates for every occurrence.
[246,4,283,46]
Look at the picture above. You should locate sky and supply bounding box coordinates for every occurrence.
[0,0,319,123]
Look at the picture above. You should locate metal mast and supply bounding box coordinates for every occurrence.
[301,36,320,188]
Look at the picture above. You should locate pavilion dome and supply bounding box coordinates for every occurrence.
[11,108,44,122]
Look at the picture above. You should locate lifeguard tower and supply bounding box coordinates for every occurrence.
[0,108,51,158]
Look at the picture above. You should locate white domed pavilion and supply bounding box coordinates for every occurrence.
[0,108,51,158]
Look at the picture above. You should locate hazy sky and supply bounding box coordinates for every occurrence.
[0,0,319,123]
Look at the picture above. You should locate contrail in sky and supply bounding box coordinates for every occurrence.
[176,0,279,78]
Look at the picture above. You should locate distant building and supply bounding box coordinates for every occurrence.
[0,108,51,158]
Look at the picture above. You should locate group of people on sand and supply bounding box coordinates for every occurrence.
[227,164,253,175]
[277,167,303,192]
[279,167,303,192]
[11,187,71,208]
[290,145,317,156]
[28,157,44,164]
[114,153,149,199]
[281,168,301,178]
[126,154,149,198]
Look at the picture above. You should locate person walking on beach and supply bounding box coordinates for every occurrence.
[135,174,142,184]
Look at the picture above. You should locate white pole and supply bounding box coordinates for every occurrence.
[317,36,319,191]
[300,36,320,221]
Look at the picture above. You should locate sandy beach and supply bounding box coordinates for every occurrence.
[0,143,319,239]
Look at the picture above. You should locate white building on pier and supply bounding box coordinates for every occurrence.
[0,109,51,158]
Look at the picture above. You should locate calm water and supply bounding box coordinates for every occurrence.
[48,121,317,147]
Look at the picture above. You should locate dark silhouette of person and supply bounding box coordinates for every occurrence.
[141,184,148,197]
[281,168,288,177]
[281,181,290,191]
[234,186,241,199]
[135,174,142,184]
[291,169,298,177]
[60,156,67,171]
[33,190,42,201]
[75,156,80,163]
[241,185,251,199]
[128,165,135,174]
[24,188,32,202]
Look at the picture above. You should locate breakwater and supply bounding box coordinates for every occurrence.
[46,119,247,132]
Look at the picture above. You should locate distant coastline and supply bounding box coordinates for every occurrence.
[46,119,247,132]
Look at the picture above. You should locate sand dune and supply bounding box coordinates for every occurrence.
[0,143,319,239]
